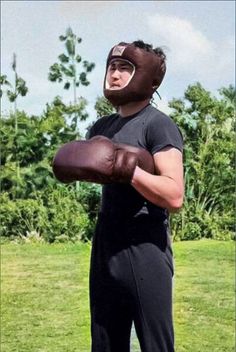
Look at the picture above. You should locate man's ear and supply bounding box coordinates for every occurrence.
[152,79,159,91]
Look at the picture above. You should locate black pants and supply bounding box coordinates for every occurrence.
[89,213,174,352]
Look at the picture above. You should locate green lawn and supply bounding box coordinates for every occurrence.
[1,240,235,352]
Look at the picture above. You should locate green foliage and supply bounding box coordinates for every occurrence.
[0,188,91,243]
[1,81,234,242]
[0,95,100,242]
[77,182,102,239]
[0,103,83,198]
[41,186,91,243]
[1,53,28,113]
[170,83,235,241]
[0,192,47,239]
[94,96,116,117]
[78,183,102,218]
[0,74,11,98]
[48,27,95,105]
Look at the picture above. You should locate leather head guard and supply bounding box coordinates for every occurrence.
[103,42,166,106]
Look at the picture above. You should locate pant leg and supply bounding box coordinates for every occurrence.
[129,243,174,352]
[89,220,133,352]
[126,217,175,352]
[90,284,133,352]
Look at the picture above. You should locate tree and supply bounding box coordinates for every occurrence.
[0,74,11,98]
[169,83,234,240]
[219,84,236,107]
[48,27,95,106]
[94,96,115,117]
[48,27,95,145]
[0,97,83,199]
[5,53,28,118]
[0,55,29,196]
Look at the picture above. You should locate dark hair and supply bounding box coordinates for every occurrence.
[132,40,166,61]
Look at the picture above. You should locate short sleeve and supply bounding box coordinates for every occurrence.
[144,111,183,154]
[85,115,111,140]
[86,124,96,140]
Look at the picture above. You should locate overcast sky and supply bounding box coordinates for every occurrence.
[1,1,235,135]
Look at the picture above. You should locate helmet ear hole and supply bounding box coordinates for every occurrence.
[152,79,159,90]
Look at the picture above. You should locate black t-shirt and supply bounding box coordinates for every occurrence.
[87,104,183,221]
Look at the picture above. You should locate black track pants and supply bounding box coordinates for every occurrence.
[89,214,174,352]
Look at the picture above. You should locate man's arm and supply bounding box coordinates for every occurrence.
[131,146,184,213]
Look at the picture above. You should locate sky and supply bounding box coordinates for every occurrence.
[1,0,235,136]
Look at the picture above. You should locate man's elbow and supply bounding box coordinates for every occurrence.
[167,195,184,213]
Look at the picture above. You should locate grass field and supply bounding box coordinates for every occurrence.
[1,240,235,352]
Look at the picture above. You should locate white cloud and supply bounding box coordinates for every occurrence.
[147,13,235,87]
[148,14,213,68]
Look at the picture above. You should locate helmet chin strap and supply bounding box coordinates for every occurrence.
[151,91,162,108]
[155,91,162,100]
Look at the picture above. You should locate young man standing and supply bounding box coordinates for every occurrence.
[53,40,184,352]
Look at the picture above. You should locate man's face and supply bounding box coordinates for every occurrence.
[106,59,135,90]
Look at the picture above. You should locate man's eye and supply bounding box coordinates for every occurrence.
[108,64,132,71]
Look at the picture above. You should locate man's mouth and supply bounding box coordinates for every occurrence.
[110,83,121,89]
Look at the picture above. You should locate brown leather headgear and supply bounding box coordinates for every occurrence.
[103,42,166,106]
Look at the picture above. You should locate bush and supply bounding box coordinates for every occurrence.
[77,182,101,236]
[43,186,91,243]
[0,193,47,239]
[0,188,93,243]
[170,203,234,241]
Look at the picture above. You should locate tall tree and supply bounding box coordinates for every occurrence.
[1,55,28,196]
[48,27,95,106]
[6,53,28,120]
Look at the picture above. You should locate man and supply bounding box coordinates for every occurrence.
[53,40,184,352]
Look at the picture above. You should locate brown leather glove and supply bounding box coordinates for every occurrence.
[52,135,154,184]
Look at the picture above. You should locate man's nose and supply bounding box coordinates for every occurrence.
[111,69,120,79]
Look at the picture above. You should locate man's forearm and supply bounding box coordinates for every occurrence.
[131,166,184,212]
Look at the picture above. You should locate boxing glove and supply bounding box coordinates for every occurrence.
[52,135,154,184]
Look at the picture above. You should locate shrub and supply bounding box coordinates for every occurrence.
[41,185,91,242]
[170,203,234,241]
[77,182,101,239]
[0,193,47,239]
[0,188,93,243]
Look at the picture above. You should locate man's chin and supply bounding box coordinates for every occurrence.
[110,86,122,90]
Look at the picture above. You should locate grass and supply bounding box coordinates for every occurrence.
[173,240,235,352]
[1,243,91,352]
[1,240,235,352]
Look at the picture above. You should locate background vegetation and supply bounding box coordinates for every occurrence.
[0,27,235,243]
